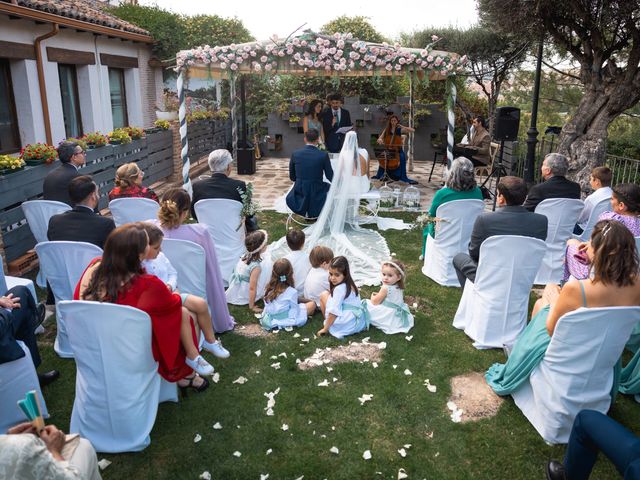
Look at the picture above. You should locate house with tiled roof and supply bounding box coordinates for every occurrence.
[0,0,163,152]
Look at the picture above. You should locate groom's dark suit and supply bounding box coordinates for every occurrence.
[322,107,352,153]
[286,144,333,218]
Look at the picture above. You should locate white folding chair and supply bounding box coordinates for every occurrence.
[573,196,612,242]
[161,239,207,301]
[512,306,640,444]
[21,200,72,287]
[0,264,37,304]
[0,341,49,433]
[534,198,584,284]
[453,235,546,349]
[194,199,246,284]
[59,300,167,453]
[108,197,160,227]
[422,199,485,286]
[34,241,103,358]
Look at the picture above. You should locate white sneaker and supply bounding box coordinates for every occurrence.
[185,355,214,376]
[202,339,230,359]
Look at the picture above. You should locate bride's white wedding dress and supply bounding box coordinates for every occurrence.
[271,132,389,286]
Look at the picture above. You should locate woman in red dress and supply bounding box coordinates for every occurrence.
[108,162,159,202]
[74,223,211,393]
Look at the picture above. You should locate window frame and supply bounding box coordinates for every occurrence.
[58,63,84,139]
[108,67,128,129]
[0,58,21,154]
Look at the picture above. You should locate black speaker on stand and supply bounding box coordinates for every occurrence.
[480,106,521,210]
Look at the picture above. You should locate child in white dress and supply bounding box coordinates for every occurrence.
[304,245,333,308]
[283,228,311,295]
[317,256,369,339]
[226,229,269,313]
[141,222,230,359]
[260,258,316,330]
[366,259,414,334]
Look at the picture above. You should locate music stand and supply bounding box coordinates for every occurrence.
[373,145,399,183]
[479,139,508,211]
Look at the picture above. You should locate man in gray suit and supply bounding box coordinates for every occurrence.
[453,176,548,290]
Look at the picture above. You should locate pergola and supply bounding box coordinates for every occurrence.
[174,30,466,193]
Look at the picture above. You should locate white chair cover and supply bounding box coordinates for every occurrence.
[0,266,37,303]
[512,306,640,444]
[573,196,612,242]
[194,199,245,284]
[422,199,485,286]
[59,300,162,453]
[108,197,160,227]
[534,198,584,284]
[453,235,546,349]
[161,239,207,301]
[34,241,103,358]
[21,200,72,287]
[0,341,49,433]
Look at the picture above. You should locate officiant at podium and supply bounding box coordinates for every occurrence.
[322,93,352,153]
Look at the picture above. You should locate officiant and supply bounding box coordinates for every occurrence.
[286,129,334,218]
[322,93,352,153]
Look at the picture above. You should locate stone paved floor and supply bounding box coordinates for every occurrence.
[189,156,449,210]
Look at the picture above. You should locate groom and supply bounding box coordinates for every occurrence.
[322,93,352,153]
[286,129,333,218]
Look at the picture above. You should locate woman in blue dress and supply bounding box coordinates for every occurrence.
[486,219,640,396]
[303,99,326,149]
[373,114,417,184]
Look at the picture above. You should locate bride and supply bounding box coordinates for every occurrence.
[272,131,389,286]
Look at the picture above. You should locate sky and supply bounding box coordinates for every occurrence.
[139,0,479,42]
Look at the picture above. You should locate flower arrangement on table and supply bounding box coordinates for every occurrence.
[0,154,26,173]
[154,120,171,130]
[124,126,145,140]
[20,143,58,165]
[108,128,132,145]
[175,31,467,77]
[82,131,109,148]
[236,182,261,231]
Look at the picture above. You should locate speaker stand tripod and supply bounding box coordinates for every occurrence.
[479,139,508,211]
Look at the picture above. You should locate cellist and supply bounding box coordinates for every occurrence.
[373,114,418,184]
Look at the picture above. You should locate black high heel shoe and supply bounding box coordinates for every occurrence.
[178,374,209,398]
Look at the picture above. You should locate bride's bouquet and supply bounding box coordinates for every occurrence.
[237,182,261,230]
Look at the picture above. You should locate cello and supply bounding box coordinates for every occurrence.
[376,126,402,171]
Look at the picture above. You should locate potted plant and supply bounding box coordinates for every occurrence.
[124,126,145,140]
[155,91,179,121]
[64,137,88,151]
[154,120,170,131]
[289,115,301,127]
[108,128,132,145]
[20,143,58,166]
[212,108,230,122]
[82,131,109,149]
[0,154,26,175]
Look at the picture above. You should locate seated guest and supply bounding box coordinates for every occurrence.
[108,163,158,202]
[0,286,57,387]
[47,176,116,249]
[75,223,216,390]
[452,176,548,290]
[191,149,258,231]
[284,228,311,295]
[43,141,85,206]
[546,410,640,480]
[486,220,640,396]
[563,183,640,282]
[422,157,484,256]
[155,188,235,333]
[574,166,613,235]
[304,245,334,308]
[0,422,101,479]
[523,153,581,211]
[286,128,334,218]
[453,115,491,167]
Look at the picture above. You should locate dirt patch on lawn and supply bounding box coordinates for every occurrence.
[298,342,384,370]
[234,324,270,338]
[448,372,503,423]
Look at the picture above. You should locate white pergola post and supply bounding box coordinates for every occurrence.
[177,71,192,196]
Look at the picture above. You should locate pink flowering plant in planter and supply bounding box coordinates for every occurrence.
[20,143,58,165]
[82,132,109,148]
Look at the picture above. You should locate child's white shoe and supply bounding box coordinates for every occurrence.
[202,339,231,359]
[186,355,215,376]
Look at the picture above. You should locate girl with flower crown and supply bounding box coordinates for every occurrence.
[260,258,316,330]
[366,259,414,334]
[225,229,272,312]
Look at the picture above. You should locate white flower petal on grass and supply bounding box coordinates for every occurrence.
[331,426,336,431]
[97,459,111,471]
[447,401,458,411]
[377,342,387,350]
[232,376,248,384]
[398,468,408,479]
[260,475,270,480]
[266,408,274,416]
[412,302,418,309]
[212,422,223,430]
[270,355,278,360]
[271,362,281,370]
[427,384,437,393]
[326,366,333,372]
[398,448,407,457]
[284,326,294,332]
[199,472,211,480]
[301,338,310,343]
[358,394,374,405]
[363,450,372,460]
[278,352,288,358]
[332,377,338,382]
[391,252,396,257]
[254,350,262,357]
[317,379,329,387]
[281,424,289,431]
[372,362,379,368]
[393,365,398,369]
[233,451,242,457]
[266,448,273,455]
[294,476,304,480]
[293,332,301,338]
[404,369,412,376]
[193,434,202,443]
[404,444,412,449]
[330,446,340,454]
[451,409,464,423]
[405,335,413,342]
[362,337,370,344]
[212,372,220,383]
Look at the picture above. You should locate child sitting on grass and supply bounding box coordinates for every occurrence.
[226,229,269,313]
[284,228,311,295]
[304,245,333,309]
[366,259,414,334]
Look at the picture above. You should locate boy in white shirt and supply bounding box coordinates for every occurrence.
[303,245,334,308]
[575,166,613,234]
[284,228,311,295]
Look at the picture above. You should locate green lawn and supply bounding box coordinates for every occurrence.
[33,211,635,479]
